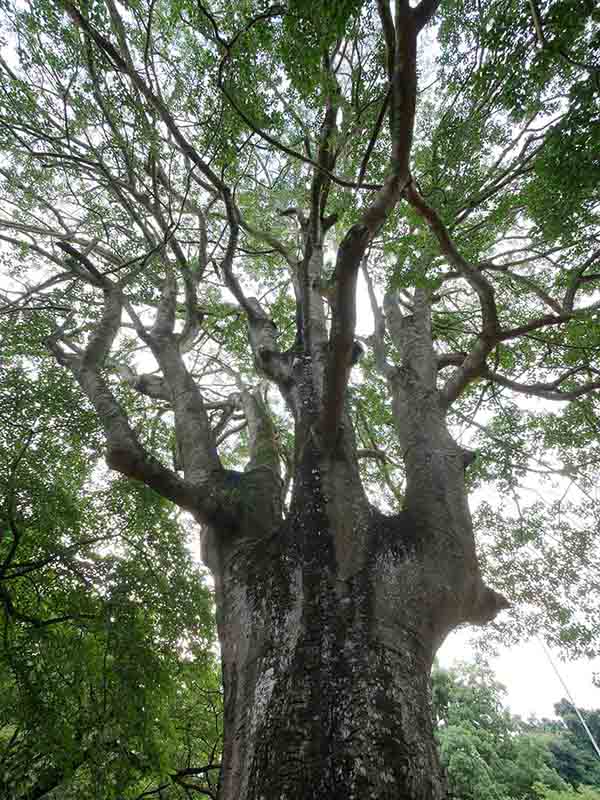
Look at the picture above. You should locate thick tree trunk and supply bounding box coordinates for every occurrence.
[57,251,504,798]
[196,289,507,799]
[199,425,503,799]
[203,475,445,799]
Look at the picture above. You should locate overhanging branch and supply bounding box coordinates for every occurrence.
[485,368,600,401]
[321,3,418,448]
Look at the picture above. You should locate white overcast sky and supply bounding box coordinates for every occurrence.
[439,628,600,720]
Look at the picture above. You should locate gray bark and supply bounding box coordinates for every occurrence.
[209,501,447,800]
[197,333,505,799]
[47,237,506,800]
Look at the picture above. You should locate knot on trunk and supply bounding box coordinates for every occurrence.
[461,447,477,471]
[467,585,510,625]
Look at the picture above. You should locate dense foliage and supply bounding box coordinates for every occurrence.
[0,0,596,653]
[433,662,600,800]
[0,317,222,797]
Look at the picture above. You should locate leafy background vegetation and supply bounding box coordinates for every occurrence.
[0,314,222,797]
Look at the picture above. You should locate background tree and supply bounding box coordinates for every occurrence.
[433,662,568,800]
[534,786,600,800]
[432,663,600,800]
[0,315,222,798]
[532,701,600,791]
[0,0,598,798]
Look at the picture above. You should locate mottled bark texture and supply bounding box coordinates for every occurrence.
[47,217,507,799]
[49,266,507,799]
[50,259,504,800]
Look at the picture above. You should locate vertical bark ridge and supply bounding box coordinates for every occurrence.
[211,483,448,800]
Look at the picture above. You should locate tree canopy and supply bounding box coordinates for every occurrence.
[1,0,598,650]
[0,0,599,797]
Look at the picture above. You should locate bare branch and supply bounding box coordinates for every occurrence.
[216,419,247,446]
[499,299,600,341]
[385,288,437,389]
[491,266,563,315]
[405,181,501,407]
[413,0,441,31]
[240,217,298,269]
[151,268,178,338]
[148,338,222,484]
[240,387,281,477]
[357,89,390,188]
[436,352,468,370]
[309,56,341,229]
[118,366,172,403]
[215,19,382,193]
[43,282,222,516]
[357,448,389,463]
[361,255,393,377]
[321,6,419,447]
[485,368,600,401]
[563,247,600,311]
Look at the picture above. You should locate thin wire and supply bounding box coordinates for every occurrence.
[538,637,600,760]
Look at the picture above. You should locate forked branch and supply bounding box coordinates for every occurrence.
[321,0,418,448]
[405,181,500,407]
[484,367,600,401]
[46,281,205,512]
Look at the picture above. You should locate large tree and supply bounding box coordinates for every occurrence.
[0,0,598,797]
